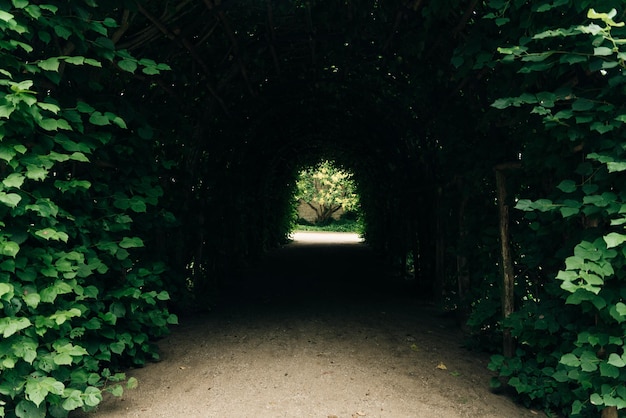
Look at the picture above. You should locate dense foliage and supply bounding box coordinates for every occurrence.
[453,3,626,416]
[0,1,176,416]
[1,0,626,417]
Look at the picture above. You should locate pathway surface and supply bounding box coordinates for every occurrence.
[78,232,542,418]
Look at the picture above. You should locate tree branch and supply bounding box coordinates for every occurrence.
[203,0,257,97]
[134,0,230,115]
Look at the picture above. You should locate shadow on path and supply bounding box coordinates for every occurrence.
[78,233,543,418]
[216,231,414,312]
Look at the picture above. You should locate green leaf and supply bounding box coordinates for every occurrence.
[15,400,45,418]
[110,341,125,354]
[608,353,626,368]
[126,377,138,389]
[23,292,40,308]
[606,162,626,173]
[0,282,13,298]
[560,353,580,367]
[108,384,123,397]
[2,173,25,188]
[604,233,626,249]
[0,11,15,23]
[590,393,603,406]
[35,228,69,242]
[557,179,576,193]
[572,99,594,111]
[0,192,22,207]
[1,241,21,258]
[593,47,613,56]
[25,377,64,407]
[37,118,58,131]
[61,389,83,410]
[130,198,147,212]
[25,165,48,181]
[0,317,32,338]
[600,362,619,378]
[37,57,60,71]
[560,206,579,218]
[64,56,85,65]
[83,386,103,407]
[89,112,110,126]
[69,152,90,162]
[118,59,137,73]
[119,237,144,248]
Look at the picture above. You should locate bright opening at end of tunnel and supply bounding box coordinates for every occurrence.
[289,231,364,244]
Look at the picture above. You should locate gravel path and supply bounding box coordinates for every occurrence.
[76,232,542,418]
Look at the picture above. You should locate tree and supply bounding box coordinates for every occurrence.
[295,161,359,225]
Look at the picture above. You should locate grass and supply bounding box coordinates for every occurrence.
[293,218,362,233]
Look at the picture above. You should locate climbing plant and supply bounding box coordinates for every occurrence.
[0,1,176,416]
[459,3,626,416]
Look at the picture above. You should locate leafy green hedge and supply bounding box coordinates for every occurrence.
[0,1,176,416]
[469,5,626,417]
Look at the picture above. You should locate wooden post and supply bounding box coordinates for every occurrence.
[494,163,520,358]
[601,407,618,418]
[456,194,470,329]
[435,186,445,303]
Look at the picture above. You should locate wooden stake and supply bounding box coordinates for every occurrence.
[494,163,520,358]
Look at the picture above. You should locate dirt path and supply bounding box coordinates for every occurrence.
[79,232,542,418]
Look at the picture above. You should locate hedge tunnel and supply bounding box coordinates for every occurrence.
[3,1,626,416]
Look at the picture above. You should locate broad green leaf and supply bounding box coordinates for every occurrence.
[37,102,60,114]
[0,317,31,338]
[608,353,626,368]
[0,11,15,23]
[588,8,625,27]
[108,384,123,397]
[593,47,613,56]
[0,192,22,207]
[34,228,69,242]
[63,56,85,65]
[25,377,64,407]
[560,353,580,367]
[69,152,90,162]
[119,237,144,248]
[600,362,619,378]
[23,292,40,308]
[1,241,20,258]
[15,400,45,418]
[2,173,25,188]
[0,282,13,298]
[77,101,95,113]
[572,99,594,111]
[37,57,60,71]
[604,232,626,249]
[606,162,626,173]
[590,393,603,406]
[53,25,72,40]
[118,59,137,73]
[557,179,576,193]
[110,341,125,354]
[89,112,109,126]
[83,387,102,407]
[127,377,138,389]
[129,198,147,212]
[26,164,48,181]
[61,389,83,410]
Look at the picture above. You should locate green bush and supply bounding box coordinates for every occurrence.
[0,2,176,416]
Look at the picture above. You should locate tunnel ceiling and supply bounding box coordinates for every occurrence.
[117,0,481,187]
